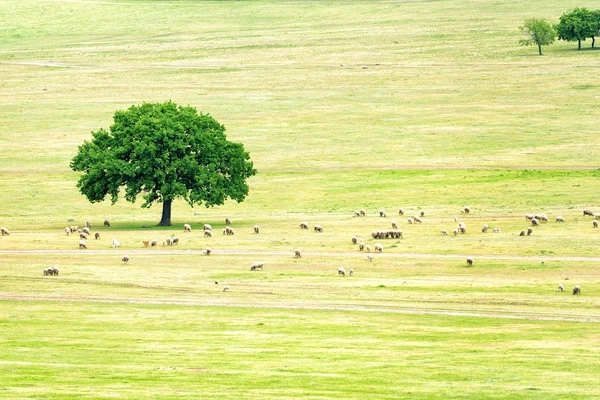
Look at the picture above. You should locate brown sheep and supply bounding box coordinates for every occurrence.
[398,208,404,215]
[466,258,473,266]
[225,218,232,225]
[360,209,366,217]
[594,220,599,228]
[94,232,100,240]
[573,286,581,295]
[352,236,358,245]
[519,230,525,236]
[122,255,130,264]
[527,227,533,236]
[104,220,110,227]
[294,249,302,258]
[143,241,150,247]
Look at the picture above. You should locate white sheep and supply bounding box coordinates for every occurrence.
[151,239,158,247]
[184,223,192,232]
[531,218,539,226]
[366,245,371,253]
[595,212,600,220]
[352,236,358,245]
[391,221,398,229]
[225,218,232,225]
[440,229,448,235]
[359,242,365,251]
[294,249,302,258]
[338,267,346,277]
[558,284,564,292]
[349,269,354,276]
[492,228,501,233]
[519,230,525,236]
[64,227,70,235]
[555,216,565,223]
[453,216,458,222]
[82,227,90,235]
[121,255,130,264]
[366,255,373,262]
[172,237,179,245]
[223,285,231,292]
[253,225,260,234]
[374,244,383,253]
[539,214,548,223]
[204,229,213,237]
[413,216,423,224]
[314,225,323,233]
[527,227,533,236]
[379,210,387,217]
[204,224,212,231]
[573,286,581,295]
[463,206,470,214]
[79,240,87,249]
[205,247,211,256]
[481,224,489,233]
[398,208,404,215]
[453,228,459,236]
[299,222,309,229]
[407,218,414,224]
[250,262,264,271]
[354,210,361,217]
[1,227,10,236]
[360,209,366,217]
[85,220,92,229]
[525,213,534,220]
[594,220,599,228]
[112,239,121,248]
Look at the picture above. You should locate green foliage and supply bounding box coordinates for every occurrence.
[555,8,599,48]
[519,18,556,55]
[70,101,256,212]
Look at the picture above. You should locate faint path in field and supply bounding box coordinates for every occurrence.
[0,249,598,262]
[0,293,598,323]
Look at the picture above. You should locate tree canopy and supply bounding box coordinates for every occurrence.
[555,8,599,49]
[70,101,257,226]
[519,18,556,55]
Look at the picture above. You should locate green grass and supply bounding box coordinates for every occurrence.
[1,0,600,398]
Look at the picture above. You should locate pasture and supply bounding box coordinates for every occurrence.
[1,0,600,398]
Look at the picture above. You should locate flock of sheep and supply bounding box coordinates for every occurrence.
[1,206,594,295]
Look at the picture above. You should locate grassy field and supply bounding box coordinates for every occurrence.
[1,0,600,398]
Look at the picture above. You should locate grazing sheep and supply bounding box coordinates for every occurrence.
[407,218,414,224]
[398,208,404,215]
[420,210,425,217]
[64,227,70,235]
[594,220,599,228]
[205,248,212,255]
[85,220,92,229]
[359,209,366,217]
[466,258,473,266]
[294,249,302,258]
[583,209,594,216]
[458,222,466,234]
[201,250,208,256]
[413,216,423,224]
[80,233,87,240]
[194,211,199,216]
[492,228,501,233]
[354,210,361,217]
[82,227,91,235]
[359,242,365,251]
[453,216,458,222]
[352,236,358,245]
[453,228,459,236]
[555,216,565,223]
[338,267,346,277]
[525,213,535,220]
[595,213,600,220]
[172,237,179,245]
[441,229,448,235]
[222,228,228,235]
[366,255,373,262]
[204,224,212,231]
[558,284,564,292]
[314,225,323,233]
[43,268,50,276]
[250,262,264,271]
[104,220,110,227]
[374,244,383,253]
[151,240,158,247]
[223,285,231,292]
[349,269,354,276]
[573,286,581,295]
[44,265,59,276]
[531,218,539,226]
[379,210,387,217]
[94,232,100,240]
[299,222,309,229]
[254,225,260,234]
[366,245,371,253]
[463,206,470,214]
[121,255,130,264]
[527,227,533,236]
[391,221,398,229]
[69,226,78,233]
[184,224,192,232]
[143,241,150,247]
[539,214,548,223]
[481,224,489,233]
[112,239,121,248]
[225,218,231,225]
[79,240,87,249]
[204,229,213,237]
[225,227,234,236]
[519,230,525,236]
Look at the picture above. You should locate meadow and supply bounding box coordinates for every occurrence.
[1,0,600,398]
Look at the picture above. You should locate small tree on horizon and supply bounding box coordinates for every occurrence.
[555,8,598,50]
[519,18,556,55]
[70,101,257,226]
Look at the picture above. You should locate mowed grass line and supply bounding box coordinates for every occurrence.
[1,301,599,399]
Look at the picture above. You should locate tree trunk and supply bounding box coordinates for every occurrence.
[538,45,542,55]
[158,199,172,226]
[592,37,595,48]
[578,40,581,50]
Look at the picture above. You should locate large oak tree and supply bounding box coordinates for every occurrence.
[70,101,256,226]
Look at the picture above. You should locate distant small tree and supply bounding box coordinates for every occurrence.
[555,8,598,50]
[519,18,556,55]
[70,101,257,226]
